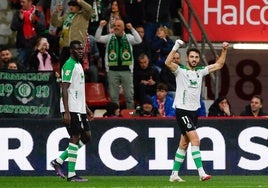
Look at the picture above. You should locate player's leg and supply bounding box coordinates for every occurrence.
[187,130,211,181]
[170,134,188,182]
[66,113,88,182]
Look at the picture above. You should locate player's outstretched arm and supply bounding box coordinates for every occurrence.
[207,42,229,73]
[165,39,184,72]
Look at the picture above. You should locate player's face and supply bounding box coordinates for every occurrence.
[187,51,200,68]
[71,44,84,61]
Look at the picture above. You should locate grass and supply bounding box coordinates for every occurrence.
[0,175,267,188]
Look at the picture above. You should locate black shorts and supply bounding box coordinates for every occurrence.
[63,112,91,136]
[175,108,198,135]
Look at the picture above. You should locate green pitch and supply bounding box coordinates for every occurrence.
[0,175,267,188]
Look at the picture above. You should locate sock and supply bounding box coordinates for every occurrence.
[56,140,84,165]
[67,142,78,178]
[171,147,186,175]
[191,145,206,177]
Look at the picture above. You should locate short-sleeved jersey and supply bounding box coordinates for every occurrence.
[60,57,86,113]
[173,64,209,111]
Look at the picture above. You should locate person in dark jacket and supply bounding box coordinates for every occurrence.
[134,53,160,102]
[208,96,234,117]
[103,102,121,117]
[143,0,172,42]
[240,95,267,117]
[133,95,160,117]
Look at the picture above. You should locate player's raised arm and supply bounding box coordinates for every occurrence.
[207,42,229,73]
[165,39,184,72]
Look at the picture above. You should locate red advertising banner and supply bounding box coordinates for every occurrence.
[183,0,268,42]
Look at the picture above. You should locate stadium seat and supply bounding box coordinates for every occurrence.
[85,82,110,107]
[121,109,136,118]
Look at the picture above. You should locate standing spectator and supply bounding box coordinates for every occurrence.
[240,95,267,117]
[10,0,46,70]
[125,0,145,27]
[160,51,181,98]
[133,25,151,72]
[208,96,234,117]
[84,34,100,82]
[165,39,229,182]
[0,48,13,69]
[28,37,58,71]
[50,0,92,68]
[101,0,129,34]
[143,0,172,42]
[87,0,107,34]
[151,83,175,117]
[95,19,142,109]
[151,25,174,72]
[49,0,70,35]
[134,53,160,102]
[133,95,160,117]
[50,40,94,182]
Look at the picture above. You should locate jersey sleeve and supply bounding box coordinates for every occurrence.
[61,61,75,83]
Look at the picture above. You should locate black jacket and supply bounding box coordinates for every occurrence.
[240,105,267,116]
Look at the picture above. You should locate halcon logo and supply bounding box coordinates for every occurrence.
[204,0,268,25]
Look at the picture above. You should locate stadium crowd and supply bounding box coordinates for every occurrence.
[1,0,266,117]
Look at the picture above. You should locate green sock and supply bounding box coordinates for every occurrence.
[67,143,78,178]
[57,140,84,164]
[191,146,203,168]
[172,147,186,172]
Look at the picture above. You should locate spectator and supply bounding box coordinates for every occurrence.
[198,97,207,117]
[83,34,100,82]
[28,37,59,74]
[160,51,181,98]
[133,95,160,117]
[208,96,234,117]
[6,59,19,71]
[0,48,13,69]
[134,53,160,102]
[144,0,172,42]
[49,0,70,35]
[101,0,129,34]
[95,19,142,109]
[103,102,121,117]
[151,83,175,117]
[133,25,151,72]
[125,0,145,27]
[151,25,174,72]
[10,0,46,70]
[50,0,92,68]
[88,0,108,35]
[240,95,267,117]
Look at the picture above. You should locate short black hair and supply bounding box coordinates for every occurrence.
[186,47,201,56]
[70,40,82,49]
